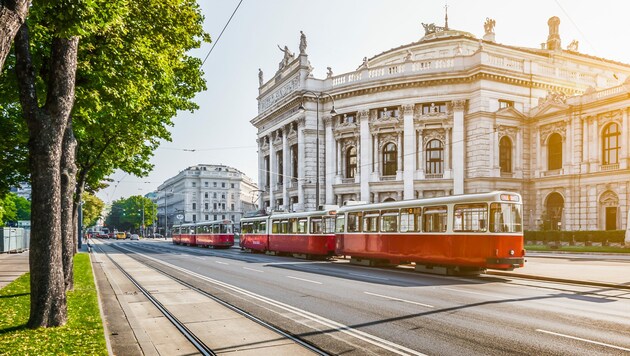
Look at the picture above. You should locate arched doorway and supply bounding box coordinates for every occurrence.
[545,192,564,231]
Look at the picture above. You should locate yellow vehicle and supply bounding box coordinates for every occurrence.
[115,231,126,240]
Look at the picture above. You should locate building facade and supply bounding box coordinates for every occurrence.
[154,164,258,233]
[251,16,630,231]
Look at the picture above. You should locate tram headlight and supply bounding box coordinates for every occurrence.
[509,249,515,256]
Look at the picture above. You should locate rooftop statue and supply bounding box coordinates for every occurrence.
[422,22,436,35]
[277,45,295,70]
[299,31,307,54]
[258,68,263,87]
[484,17,496,34]
[326,66,333,78]
[567,39,579,52]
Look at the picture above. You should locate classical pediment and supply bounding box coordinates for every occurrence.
[495,106,526,120]
[530,101,569,117]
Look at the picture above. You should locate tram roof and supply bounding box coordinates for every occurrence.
[337,191,521,213]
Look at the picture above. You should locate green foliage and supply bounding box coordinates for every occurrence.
[105,195,156,232]
[0,193,17,226]
[0,253,107,354]
[524,230,626,244]
[82,192,103,227]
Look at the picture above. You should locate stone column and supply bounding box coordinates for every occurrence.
[582,118,589,172]
[257,138,264,209]
[445,127,452,178]
[452,100,466,194]
[336,139,342,177]
[589,118,598,171]
[268,133,276,210]
[403,104,415,199]
[417,129,425,179]
[297,118,306,211]
[396,129,403,180]
[622,109,629,169]
[492,125,499,176]
[282,127,289,210]
[359,110,371,202]
[516,128,523,178]
[324,115,335,205]
[536,127,542,176]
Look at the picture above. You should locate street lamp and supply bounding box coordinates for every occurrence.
[298,91,337,210]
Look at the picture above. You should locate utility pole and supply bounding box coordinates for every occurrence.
[141,198,145,237]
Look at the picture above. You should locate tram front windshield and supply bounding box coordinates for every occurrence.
[489,203,522,233]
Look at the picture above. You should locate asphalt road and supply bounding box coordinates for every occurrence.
[107,239,630,356]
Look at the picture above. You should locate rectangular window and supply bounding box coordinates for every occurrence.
[272,221,280,233]
[231,183,235,188]
[205,214,209,221]
[222,182,226,188]
[363,211,379,233]
[400,208,421,232]
[499,99,514,109]
[347,212,362,232]
[222,214,226,220]
[204,192,208,198]
[204,182,208,187]
[192,182,196,187]
[279,220,288,233]
[297,219,307,233]
[380,210,399,233]
[192,214,197,222]
[213,192,217,198]
[242,222,253,234]
[192,203,196,210]
[213,203,217,210]
[423,206,447,232]
[214,215,217,220]
[490,203,523,233]
[231,204,234,211]
[222,193,226,199]
[288,218,297,233]
[323,216,336,233]
[336,215,346,233]
[453,204,488,232]
[310,218,323,234]
[204,203,208,210]
[213,182,217,187]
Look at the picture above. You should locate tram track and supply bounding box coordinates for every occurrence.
[96,241,329,356]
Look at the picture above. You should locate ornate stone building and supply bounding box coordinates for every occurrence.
[154,164,258,232]
[251,16,630,231]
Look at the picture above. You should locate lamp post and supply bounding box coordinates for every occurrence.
[298,91,337,210]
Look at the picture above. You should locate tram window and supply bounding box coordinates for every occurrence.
[381,210,399,233]
[400,208,421,232]
[280,220,288,233]
[272,221,280,233]
[336,215,346,233]
[297,219,307,233]
[188,227,196,234]
[288,218,297,233]
[423,206,447,232]
[347,212,362,232]
[220,224,228,234]
[242,223,252,234]
[453,204,488,232]
[198,225,209,233]
[212,224,219,233]
[323,216,336,233]
[310,218,323,234]
[490,203,523,233]
[259,221,267,233]
[363,211,379,233]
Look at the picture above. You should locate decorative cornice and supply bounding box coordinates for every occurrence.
[402,104,414,116]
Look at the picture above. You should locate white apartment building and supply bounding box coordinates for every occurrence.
[251,16,630,231]
[154,164,258,232]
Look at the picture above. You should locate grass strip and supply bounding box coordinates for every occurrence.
[525,245,630,254]
[0,253,107,355]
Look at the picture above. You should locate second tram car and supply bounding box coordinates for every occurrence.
[335,191,524,272]
[172,220,235,248]
[172,223,197,246]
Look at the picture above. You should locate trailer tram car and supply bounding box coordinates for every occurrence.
[267,208,337,258]
[195,220,235,248]
[335,191,525,274]
[172,223,197,246]
[239,215,270,252]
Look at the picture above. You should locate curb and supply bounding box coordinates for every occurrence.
[487,271,630,290]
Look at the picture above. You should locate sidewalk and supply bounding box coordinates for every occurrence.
[0,251,29,289]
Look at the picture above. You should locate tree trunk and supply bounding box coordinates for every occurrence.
[0,1,29,71]
[61,121,77,292]
[15,23,79,328]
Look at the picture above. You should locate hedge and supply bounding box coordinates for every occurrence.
[524,230,625,244]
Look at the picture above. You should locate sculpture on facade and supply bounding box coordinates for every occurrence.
[258,68,263,86]
[422,22,436,35]
[326,66,333,78]
[299,30,307,54]
[404,49,413,62]
[358,56,369,70]
[277,45,295,70]
[484,17,496,35]
[567,39,579,52]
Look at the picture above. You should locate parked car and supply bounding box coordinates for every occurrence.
[115,231,126,240]
[97,233,109,239]
[130,234,139,240]
[148,233,163,239]
[108,232,115,239]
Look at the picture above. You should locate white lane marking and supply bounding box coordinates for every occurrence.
[215,261,228,265]
[116,245,425,355]
[194,256,205,260]
[349,272,390,281]
[441,287,501,298]
[243,267,263,273]
[536,329,630,352]
[286,276,323,285]
[364,292,434,308]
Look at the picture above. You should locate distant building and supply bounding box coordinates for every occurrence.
[154,164,258,233]
[252,16,630,231]
[10,182,31,201]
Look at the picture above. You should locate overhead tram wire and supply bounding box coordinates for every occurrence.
[201,0,244,67]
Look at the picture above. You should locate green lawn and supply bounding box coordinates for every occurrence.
[525,244,630,254]
[0,253,107,355]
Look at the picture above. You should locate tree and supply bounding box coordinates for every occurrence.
[104,195,157,233]
[82,192,103,228]
[0,0,29,71]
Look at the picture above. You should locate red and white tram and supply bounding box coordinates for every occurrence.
[240,208,337,257]
[334,191,524,272]
[172,220,235,248]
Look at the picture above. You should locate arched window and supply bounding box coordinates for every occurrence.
[602,123,620,165]
[499,136,512,173]
[547,133,562,170]
[425,139,444,175]
[545,192,564,231]
[382,143,397,176]
[346,146,357,178]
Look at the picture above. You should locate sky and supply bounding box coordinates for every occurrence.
[97,0,630,204]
